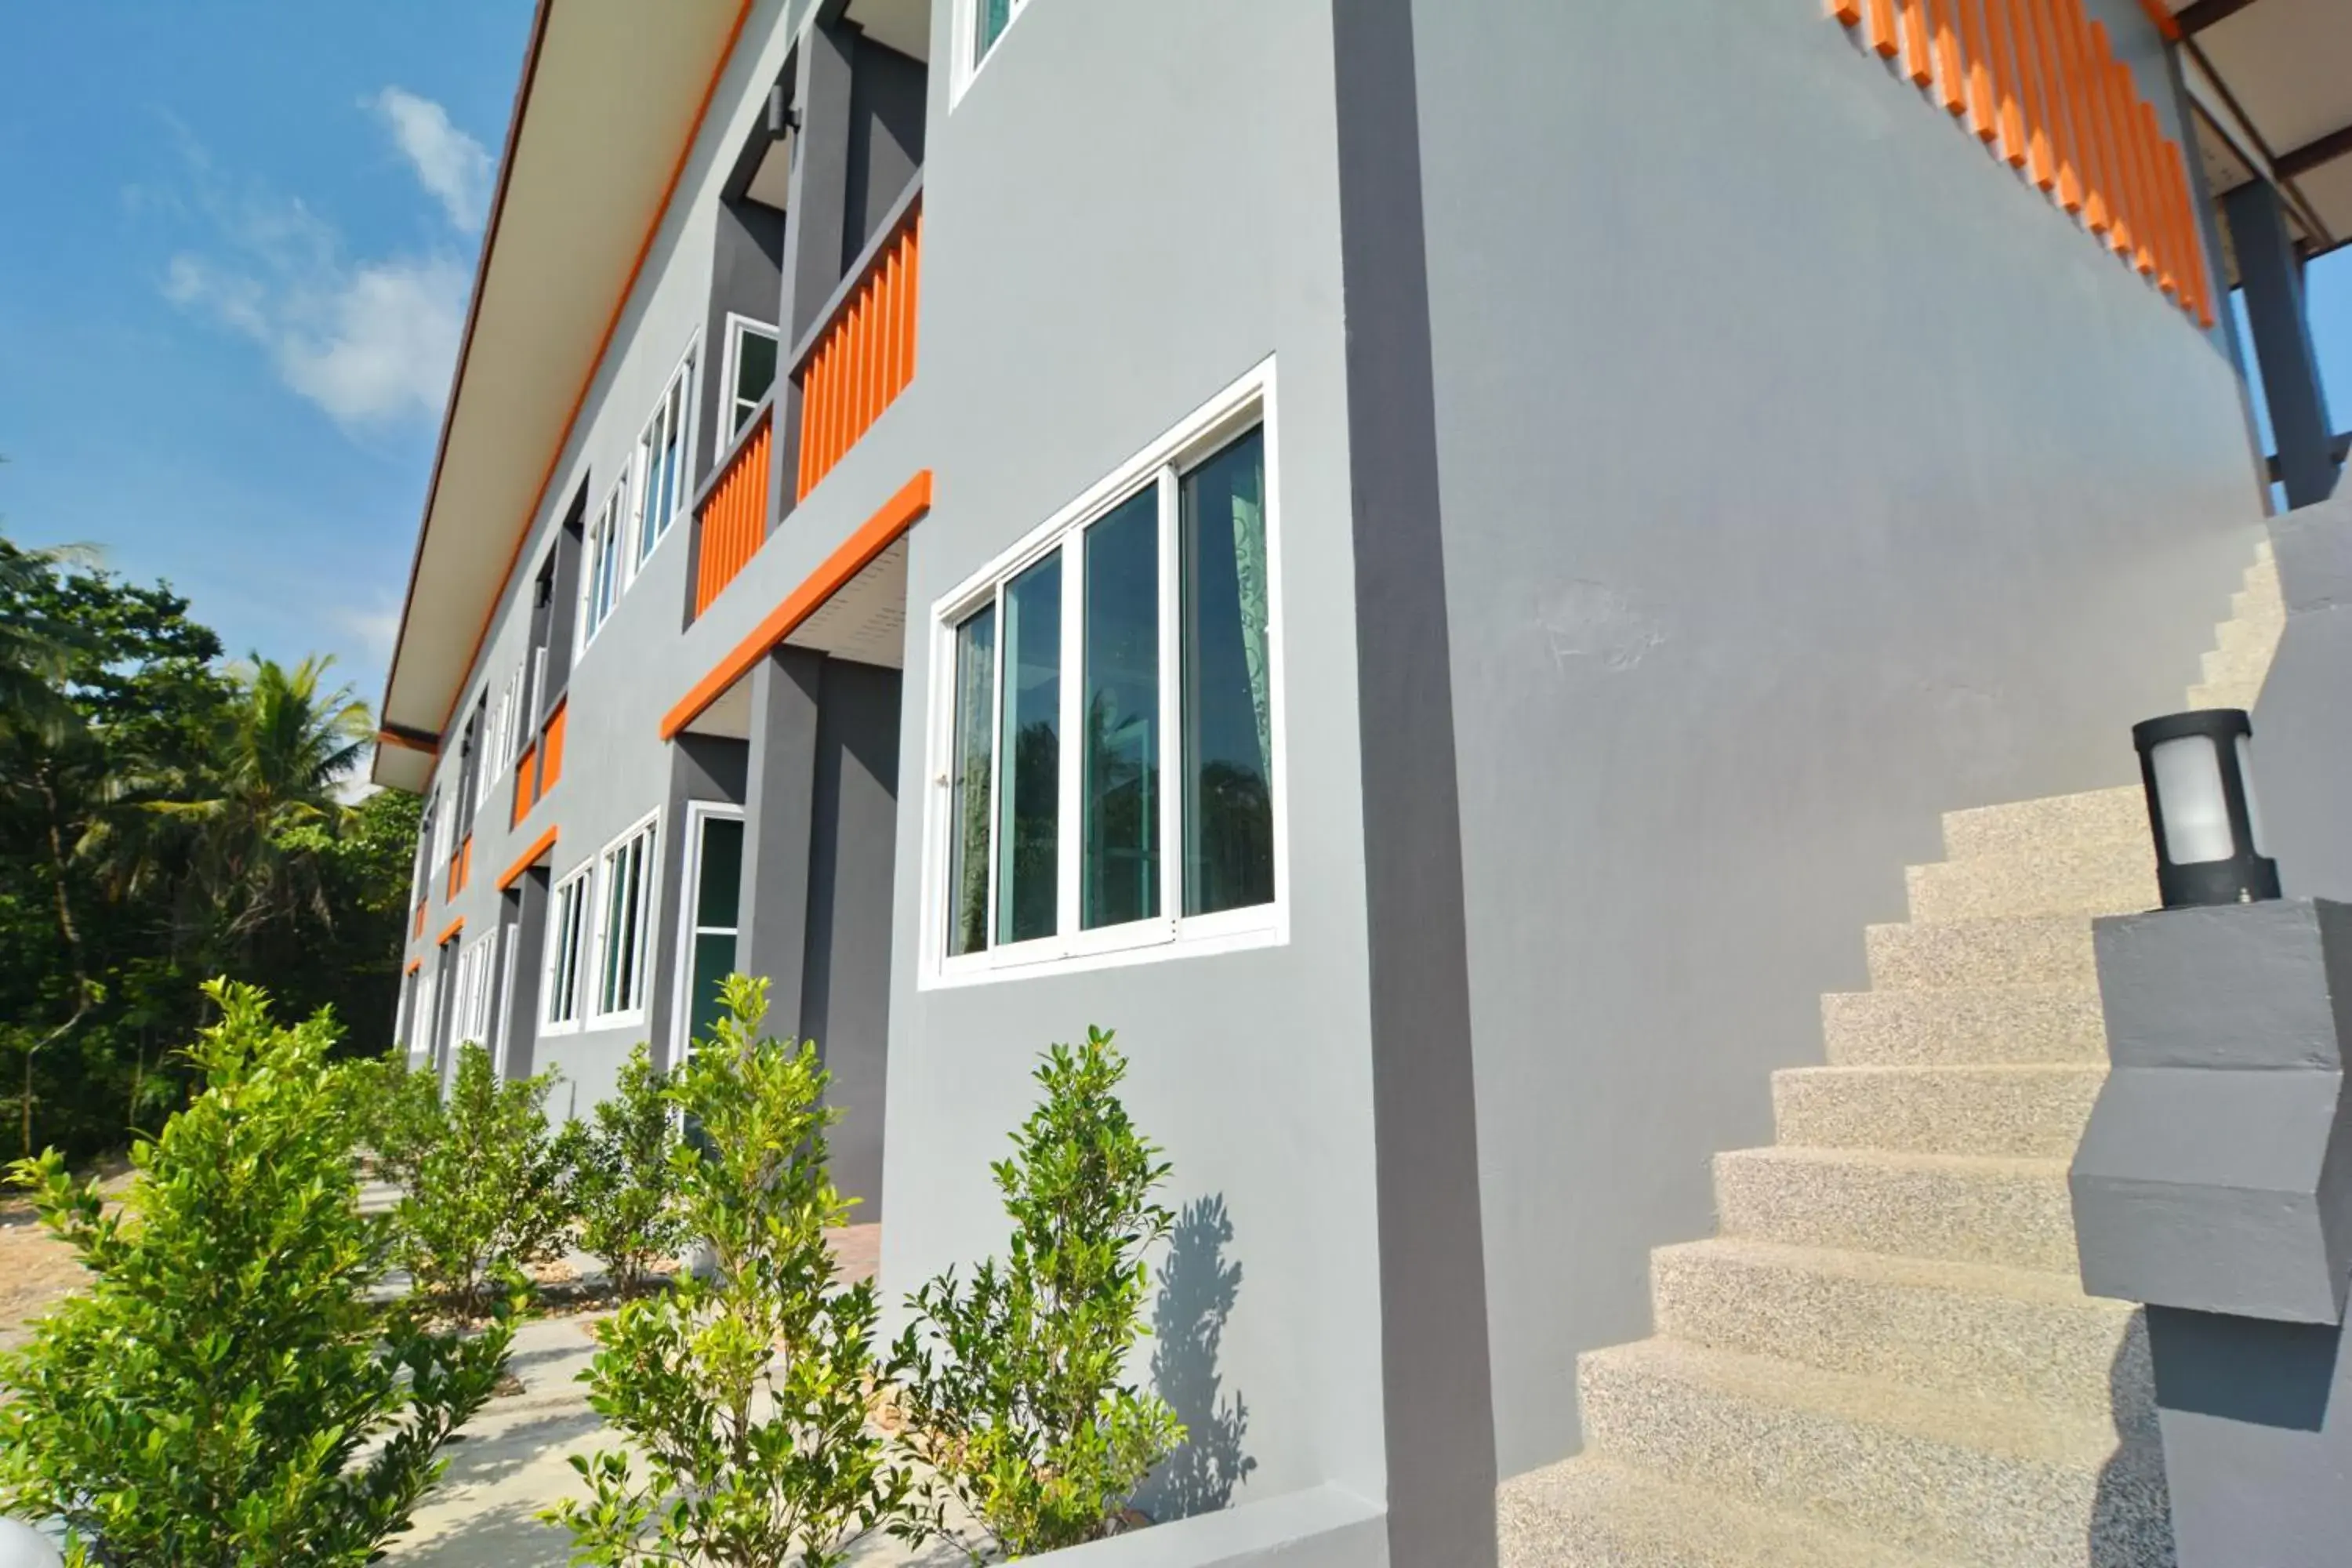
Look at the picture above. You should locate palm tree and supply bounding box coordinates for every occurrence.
[154,655,374,949]
[0,535,98,746]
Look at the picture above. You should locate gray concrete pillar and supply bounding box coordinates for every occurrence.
[735,647,823,1036]
[498,873,546,1080]
[769,18,856,528]
[2225,181,2341,510]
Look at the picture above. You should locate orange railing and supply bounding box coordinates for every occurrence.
[509,698,568,828]
[1835,0,2214,327]
[797,208,921,502]
[448,834,473,899]
[693,408,772,616]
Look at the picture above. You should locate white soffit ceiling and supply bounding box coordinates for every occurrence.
[2169,0,2351,254]
[378,0,749,780]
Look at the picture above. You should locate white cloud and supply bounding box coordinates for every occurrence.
[371,87,494,234]
[159,90,486,430]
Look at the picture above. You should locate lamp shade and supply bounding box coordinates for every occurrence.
[2132,709,2280,909]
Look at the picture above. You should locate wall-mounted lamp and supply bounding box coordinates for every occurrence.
[2132,708,2280,909]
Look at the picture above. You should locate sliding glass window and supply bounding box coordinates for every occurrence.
[933,387,1279,980]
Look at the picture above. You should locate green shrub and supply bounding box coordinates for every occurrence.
[562,1042,685,1300]
[350,1041,441,1191]
[894,1026,1185,1559]
[0,980,513,1566]
[546,976,917,1567]
[396,1041,572,1323]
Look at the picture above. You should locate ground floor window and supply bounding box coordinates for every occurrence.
[675,803,745,1052]
[930,363,1283,982]
[450,929,500,1057]
[543,865,591,1028]
[592,813,659,1025]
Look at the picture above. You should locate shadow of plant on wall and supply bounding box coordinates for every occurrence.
[1136,1193,1256,1523]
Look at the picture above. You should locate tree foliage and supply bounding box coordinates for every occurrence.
[0,530,415,1163]
[894,1027,1184,1560]
[0,982,512,1566]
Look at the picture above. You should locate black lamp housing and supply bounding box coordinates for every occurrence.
[2132,708,2281,909]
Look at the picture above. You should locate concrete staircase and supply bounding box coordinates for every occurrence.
[1499,543,2282,1567]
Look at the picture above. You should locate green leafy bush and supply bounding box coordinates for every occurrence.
[350,1041,441,1191]
[546,976,916,1567]
[894,1026,1185,1559]
[0,980,512,1566]
[561,1042,685,1299]
[395,1041,573,1322]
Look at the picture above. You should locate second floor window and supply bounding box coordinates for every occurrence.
[933,370,1281,981]
[583,477,628,647]
[724,316,778,439]
[633,350,695,571]
[970,0,1026,78]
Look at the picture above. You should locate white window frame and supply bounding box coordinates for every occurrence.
[588,808,662,1030]
[542,862,594,1033]
[411,967,437,1065]
[953,0,1035,106]
[720,314,780,441]
[452,928,499,1054]
[579,475,630,652]
[630,339,699,572]
[492,927,521,1078]
[670,800,747,1059]
[920,358,1287,989]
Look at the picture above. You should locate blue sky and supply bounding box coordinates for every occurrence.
[0,7,2347,720]
[0,2,533,709]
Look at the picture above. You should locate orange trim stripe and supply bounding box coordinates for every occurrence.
[1956,0,2000,141]
[512,740,539,828]
[540,700,567,789]
[662,470,934,740]
[1868,0,1902,56]
[1900,0,1935,83]
[1926,0,1968,114]
[1981,0,2031,166]
[405,957,423,977]
[434,0,758,741]
[413,902,426,939]
[435,916,466,948]
[2059,2,2115,236]
[497,825,560,891]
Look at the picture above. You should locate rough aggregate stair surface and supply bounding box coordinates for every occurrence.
[1500,543,2281,1566]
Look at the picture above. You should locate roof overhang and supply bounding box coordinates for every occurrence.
[2161,0,2351,262]
[373,0,756,791]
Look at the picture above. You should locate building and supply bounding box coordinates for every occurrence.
[376,1,2347,1563]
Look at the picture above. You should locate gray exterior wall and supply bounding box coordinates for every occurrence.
[1405,0,2270,1476]
[879,0,1393,1532]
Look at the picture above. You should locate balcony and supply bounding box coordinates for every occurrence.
[793,187,922,502]
[693,405,774,617]
[510,697,568,829]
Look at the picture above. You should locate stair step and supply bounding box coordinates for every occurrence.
[1714,1145,2079,1272]
[1940,786,2147,862]
[1651,1237,2147,1413]
[1906,841,2154,921]
[1864,915,2097,990]
[1498,1456,1953,1568]
[1822,985,2107,1066]
[1773,1063,2104,1158]
[1577,1339,2170,1566]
